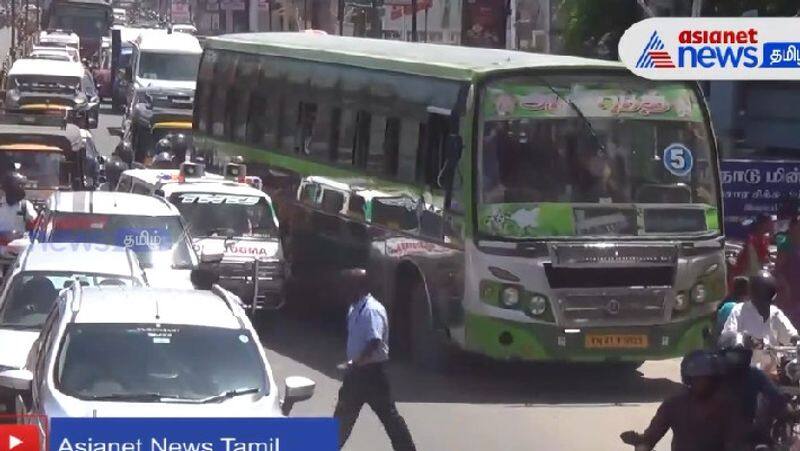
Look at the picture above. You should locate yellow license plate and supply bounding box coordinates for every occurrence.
[585,334,648,349]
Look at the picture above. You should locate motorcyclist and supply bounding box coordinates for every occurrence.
[722,271,799,372]
[0,172,37,237]
[113,141,134,165]
[102,157,129,191]
[718,332,789,447]
[148,138,175,169]
[170,133,191,163]
[620,350,746,451]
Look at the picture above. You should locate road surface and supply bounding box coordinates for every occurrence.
[2,26,682,450]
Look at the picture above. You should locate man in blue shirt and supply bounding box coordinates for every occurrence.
[333,268,416,451]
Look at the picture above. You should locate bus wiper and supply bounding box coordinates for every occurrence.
[198,387,260,403]
[536,78,607,156]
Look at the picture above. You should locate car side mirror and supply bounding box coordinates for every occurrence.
[0,369,33,392]
[281,376,315,416]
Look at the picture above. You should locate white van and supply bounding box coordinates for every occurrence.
[126,30,201,100]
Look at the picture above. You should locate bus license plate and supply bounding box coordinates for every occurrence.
[585,334,648,349]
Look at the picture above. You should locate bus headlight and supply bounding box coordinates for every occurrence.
[674,292,689,312]
[525,294,548,316]
[691,284,707,304]
[500,286,520,308]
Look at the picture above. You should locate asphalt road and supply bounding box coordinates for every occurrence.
[2,26,682,450]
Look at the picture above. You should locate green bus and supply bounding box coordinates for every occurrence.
[193,33,725,368]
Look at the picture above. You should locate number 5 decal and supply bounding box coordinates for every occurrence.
[663,143,694,177]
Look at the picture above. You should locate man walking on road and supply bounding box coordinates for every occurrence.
[334,268,416,451]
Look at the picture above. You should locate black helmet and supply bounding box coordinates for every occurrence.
[2,172,27,205]
[151,151,174,169]
[104,157,128,187]
[750,270,777,303]
[115,141,133,164]
[155,138,173,155]
[680,350,722,385]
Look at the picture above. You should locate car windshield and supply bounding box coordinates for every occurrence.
[0,150,68,189]
[30,53,71,62]
[0,272,137,329]
[56,324,268,401]
[44,213,196,269]
[138,52,200,82]
[11,75,80,94]
[50,6,110,37]
[169,193,277,237]
[479,74,719,238]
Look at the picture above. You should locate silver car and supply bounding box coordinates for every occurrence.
[0,285,314,442]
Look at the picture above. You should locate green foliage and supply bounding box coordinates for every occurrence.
[702,0,800,16]
[561,0,639,59]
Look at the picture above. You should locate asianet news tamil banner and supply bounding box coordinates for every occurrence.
[51,418,337,451]
[619,18,800,80]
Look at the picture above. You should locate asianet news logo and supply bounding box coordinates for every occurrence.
[619,18,800,80]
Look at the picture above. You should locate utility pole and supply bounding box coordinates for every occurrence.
[337,0,343,35]
[10,0,15,55]
[410,0,416,41]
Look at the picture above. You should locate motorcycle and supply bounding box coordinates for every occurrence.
[762,344,800,449]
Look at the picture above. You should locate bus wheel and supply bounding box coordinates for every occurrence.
[409,283,451,372]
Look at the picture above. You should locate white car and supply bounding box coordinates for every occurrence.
[30,45,80,63]
[0,243,146,412]
[118,163,287,312]
[172,24,197,35]
[31,191,214,288]
[0,285,314,437]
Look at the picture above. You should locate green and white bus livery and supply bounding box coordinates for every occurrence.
[193,33,725,367]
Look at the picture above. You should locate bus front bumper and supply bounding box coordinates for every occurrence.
[463,314,711,362]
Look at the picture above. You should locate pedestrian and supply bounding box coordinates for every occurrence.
[333,268,416,451]
[776,218,800,326]
[731,214,772,281]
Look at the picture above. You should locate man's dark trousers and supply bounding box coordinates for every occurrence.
[334,362,416,451]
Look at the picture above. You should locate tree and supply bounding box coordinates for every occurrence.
[561,0,640,59]
[701,0,799,16]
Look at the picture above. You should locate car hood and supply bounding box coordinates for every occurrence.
[0,329,39,369]
[144,268,195,289]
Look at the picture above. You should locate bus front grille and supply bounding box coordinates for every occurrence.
[558,291,667,326]
[544,265,674,288]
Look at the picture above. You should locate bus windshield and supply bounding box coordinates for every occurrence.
[50,5,110,38]
[479,74,719,239]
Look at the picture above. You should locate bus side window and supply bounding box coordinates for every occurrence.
[197,50,218,133]
[353,111,371,168]
[300,103,337,162]
[422,114,449,186]
[211,51,236,138]
[246,95,267,145]
[280,97,299,154]
[336,109,357,166]
[365,115,387,174]
[397,119,421,183]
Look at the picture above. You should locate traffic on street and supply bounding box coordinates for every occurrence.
[0,1,799,450]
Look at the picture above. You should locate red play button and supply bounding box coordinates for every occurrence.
[0,425,38,451]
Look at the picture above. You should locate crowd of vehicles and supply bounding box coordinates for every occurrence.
[0,11,798,449]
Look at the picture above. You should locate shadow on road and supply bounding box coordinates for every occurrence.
[258,282,682,407]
